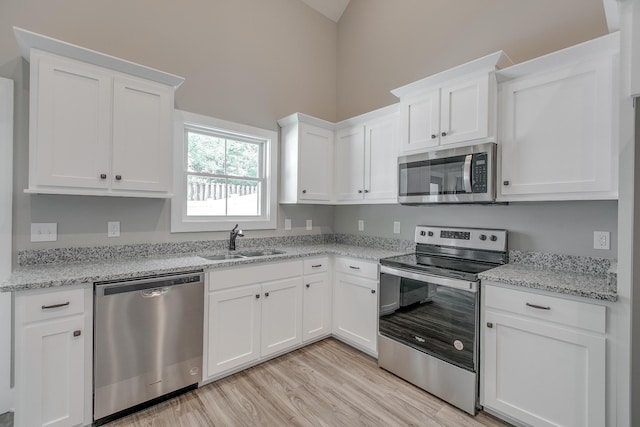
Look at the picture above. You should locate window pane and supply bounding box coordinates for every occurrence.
[226,140,260,178]
[187,175,226,216]
[227,180,260,216]
[187,132,225,175]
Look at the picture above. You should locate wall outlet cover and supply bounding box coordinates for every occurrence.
[393,221,401,234]
[358,220,364,231]
[284,218,292,231]
[306,219,312,231]
[30,223,57,242]
[593,231,610,250]
[108,221,121,238]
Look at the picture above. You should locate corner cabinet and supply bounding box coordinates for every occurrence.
[496,32,619,201]
[334,106,400,203]
[279,113,335,204]
[391,51,512,155]
[481,284,606,427]
[16,28,184,198]
[14,285,93,427]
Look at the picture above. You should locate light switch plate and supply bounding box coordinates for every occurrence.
[393,221,401,234]
[31,223,57,242]
[593,231,610,250]
[284,219,292,231]
[108,221,121,238]
[306,220,312,231]
[358,220,364,231]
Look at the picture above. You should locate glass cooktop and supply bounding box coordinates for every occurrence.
[380,253,500,282]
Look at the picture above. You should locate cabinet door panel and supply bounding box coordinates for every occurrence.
[440,75,489,145]
[298,123,333,201]
[112,77,172,193]
[365,115,399,201]
[19,316,84,427]
[35,54,111,189]
[335,126,365,201]
[302,273,331,342]
[261,277,303,357]
[500,58,614,198]
[402,91,440,153]
[207,285,261,376]
[483,310,605,427]
[333,273,377,354]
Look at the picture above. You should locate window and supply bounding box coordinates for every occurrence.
[172,110,277,232]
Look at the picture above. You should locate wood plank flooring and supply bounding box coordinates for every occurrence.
[106,338,510,427]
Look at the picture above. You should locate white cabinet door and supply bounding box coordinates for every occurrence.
[364,114,399,201]
[207,284,261,377]
[499,57,616,200]
[483,310,606,427]
[440,75,489,146]
[298,123,334,201]
[302,272,332,342]
[334,126,365,201]
[401,90,440,153]
[261,277,303,357]
[33,52,111,190]
[112,76,172,193]
[17,316,85,427]
[333,272,377,355]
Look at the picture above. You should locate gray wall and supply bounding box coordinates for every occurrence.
[333,201,619,259]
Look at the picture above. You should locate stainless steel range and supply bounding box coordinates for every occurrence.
[378,225,507,415]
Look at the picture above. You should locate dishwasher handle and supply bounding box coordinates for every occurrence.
[141,287,170,298]
[97,271,203,296]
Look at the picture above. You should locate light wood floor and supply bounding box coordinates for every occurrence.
[106,338,510,427]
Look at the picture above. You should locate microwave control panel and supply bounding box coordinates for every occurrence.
[472,152,488,193]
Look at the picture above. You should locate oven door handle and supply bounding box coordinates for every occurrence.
[463,154,473,193]
[380,265,478,293]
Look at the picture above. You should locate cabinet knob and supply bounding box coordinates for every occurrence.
[255,294,260,299]
[358,190,363,193]
[364,190,369,193]
[265,292,270,297]
[306,284,310,288]
[73,330,82,337]
[441,132,447,137]
[302,189,307,194]
[431,134,437,139]
[503,180,510,186]
[371,289,376,294]
[115,175,122,181]
[100,173,107,180]
[487,322,493,328]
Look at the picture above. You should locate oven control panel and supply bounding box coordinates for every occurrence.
[415,226,507,251]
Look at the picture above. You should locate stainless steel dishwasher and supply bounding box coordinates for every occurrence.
[93,271,204,424]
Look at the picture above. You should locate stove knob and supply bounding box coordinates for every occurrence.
[428,231,434,237]
[479,234,487,241]
[420,231,426,236]
[490,235,498,242]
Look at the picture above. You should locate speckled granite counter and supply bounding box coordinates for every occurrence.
[0,243,409,292]
[479,250,617,302]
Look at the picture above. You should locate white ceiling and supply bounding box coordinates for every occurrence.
[300,0,351,22]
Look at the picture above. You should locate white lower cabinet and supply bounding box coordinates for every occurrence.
[481,284,606,427]
[14,285,93,427]
[332,257,378,356]
[261,277,303,357]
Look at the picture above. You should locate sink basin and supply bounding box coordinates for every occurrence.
[237,249,286,257]
[200,253,247,261]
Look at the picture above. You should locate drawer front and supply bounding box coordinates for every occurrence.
[303,257,329,275]
[484,284,606,334]
[334,257,378,280]
[21,287,85,323]
[208,260,303,291]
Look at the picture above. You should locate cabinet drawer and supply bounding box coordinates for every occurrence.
[484,284,606,334]
[334,257,378,280]
[208,260,303,291]
[303,257,329,275]
[21,288,85,323]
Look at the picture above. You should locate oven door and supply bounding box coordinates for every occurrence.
[379,265,479,372]
[397,142,496,204]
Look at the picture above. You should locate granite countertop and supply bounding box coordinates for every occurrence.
[479,251,617,302]
[0,243,407,292]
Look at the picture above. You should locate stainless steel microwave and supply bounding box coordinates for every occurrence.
[398,142,497,204]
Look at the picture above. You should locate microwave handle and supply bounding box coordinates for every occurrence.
[463,154,473,193]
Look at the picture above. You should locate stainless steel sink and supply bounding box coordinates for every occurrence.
[200,253,247,261]
[237,249,286,257]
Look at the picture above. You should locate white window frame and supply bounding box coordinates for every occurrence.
[171,110,277,232]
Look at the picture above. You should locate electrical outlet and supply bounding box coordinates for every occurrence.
[593,231,610,250]
[284,219,292,231]
[393,221,401,234]
[306,219,312,231]
[108,221,121,238]
[30,223,57,242]
[358,220,364,231]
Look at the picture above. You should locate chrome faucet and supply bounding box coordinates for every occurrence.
[229,224,244,251]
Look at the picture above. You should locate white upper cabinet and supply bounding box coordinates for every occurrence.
[334,105,400,204]
[16,28,184,198]
[279,114,335,204]
[392,51,512,154]
[497,33,619,201]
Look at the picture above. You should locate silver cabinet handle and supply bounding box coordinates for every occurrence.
[349,266,360,270]
[42,302,70,310]
[526,302,551,310]
[141,288,169,298]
